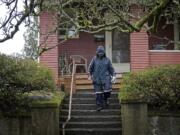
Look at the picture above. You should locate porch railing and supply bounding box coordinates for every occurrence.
[62,62,75,135]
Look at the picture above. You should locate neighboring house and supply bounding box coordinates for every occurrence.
[39,4,180,81]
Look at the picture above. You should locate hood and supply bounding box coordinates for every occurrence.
[96,45,105,54]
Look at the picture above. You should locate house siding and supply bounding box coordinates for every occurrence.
[39,11,59,81]
[149,51,180,65]
[59,32,104,67]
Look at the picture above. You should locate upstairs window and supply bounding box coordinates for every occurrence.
[58,8,79,39]
[59,24,79,39]
[148,17,180,50]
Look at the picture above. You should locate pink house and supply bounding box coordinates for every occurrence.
[39,4,180,82]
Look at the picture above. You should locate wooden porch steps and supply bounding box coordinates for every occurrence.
[75,73,122,90]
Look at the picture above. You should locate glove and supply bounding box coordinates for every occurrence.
[111,76,116,84]
[88,75,92,80]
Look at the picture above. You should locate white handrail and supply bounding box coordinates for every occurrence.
[62,63,75,135]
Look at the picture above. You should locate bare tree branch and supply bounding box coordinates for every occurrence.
[0,0,180,55]
[0,0,44,43]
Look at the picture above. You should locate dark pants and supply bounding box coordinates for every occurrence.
[96,92,111,107]
[93,82,112,108]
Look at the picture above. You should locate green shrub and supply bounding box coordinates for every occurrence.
[0,54,56,116]
[0,54,55,91]
[119,64,180,110]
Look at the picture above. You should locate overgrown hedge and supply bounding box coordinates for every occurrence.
[119,64,180,110]
[0,54,55,91]
[0,54,56,116]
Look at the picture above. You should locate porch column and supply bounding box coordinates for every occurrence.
[39,11,59,82]
[105,31,112,60]
[130,4,150,71]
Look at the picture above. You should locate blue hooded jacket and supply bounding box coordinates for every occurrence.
[89,46,115,84]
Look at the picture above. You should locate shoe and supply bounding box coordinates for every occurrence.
[96,106,103,111]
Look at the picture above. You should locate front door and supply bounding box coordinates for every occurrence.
[105,30,130,73]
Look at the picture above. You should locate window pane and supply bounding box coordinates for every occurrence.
[112,30,130,63]
[148,17,175,50]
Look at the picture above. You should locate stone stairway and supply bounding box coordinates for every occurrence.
[59,90,122,135]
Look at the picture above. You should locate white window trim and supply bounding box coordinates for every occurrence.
[59,33,79,39]
[59,27,79,39]
[149,50,180,53]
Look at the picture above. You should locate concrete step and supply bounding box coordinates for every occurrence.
[60,109,121,116]
[76,90,119,94]
[59,89,122,135]
[76,84,120,90]
[60,115,121,122]
[60,128,122,135]
[72,92,119,98]
[76,89,119,93]
[62,103,121,110]
[63,98,119,104]
[64,121,122,128]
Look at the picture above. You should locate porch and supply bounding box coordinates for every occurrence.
[58,30,180,76]
[58,73,123,94]
[149,50,180,65]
